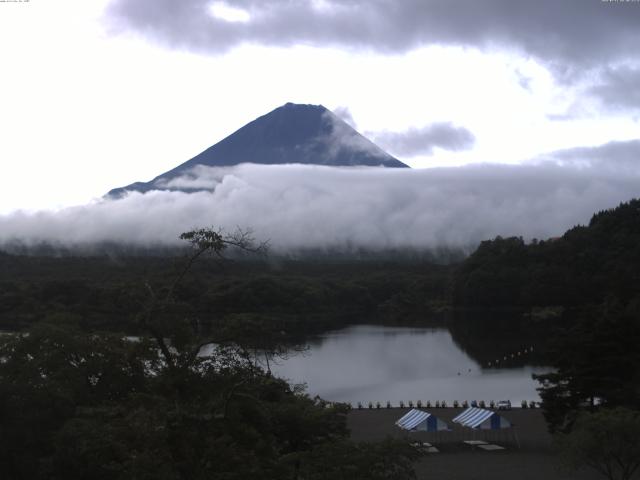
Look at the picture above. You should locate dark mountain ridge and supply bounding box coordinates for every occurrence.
[108,103,408,197]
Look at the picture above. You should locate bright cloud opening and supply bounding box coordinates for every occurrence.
[208,1,251,23]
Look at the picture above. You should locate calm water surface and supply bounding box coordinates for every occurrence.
[270,325,550,405]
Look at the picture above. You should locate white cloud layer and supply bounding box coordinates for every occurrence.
[2,161,639,252]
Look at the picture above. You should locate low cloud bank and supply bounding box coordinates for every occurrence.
[2,163,639,252]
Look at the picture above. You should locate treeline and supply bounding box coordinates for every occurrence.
[453,198,640,309]
[0,254,452,337]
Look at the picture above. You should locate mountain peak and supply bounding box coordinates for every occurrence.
[283,101,324,108]
[108,102,408,197]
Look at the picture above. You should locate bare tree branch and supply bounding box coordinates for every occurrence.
[137,227,267,369]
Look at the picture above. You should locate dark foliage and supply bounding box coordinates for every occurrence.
[453,199,640,309]
[534,301,640,432]
[0,321,360,479]
[557,407,640,480]
[0,254,451,336]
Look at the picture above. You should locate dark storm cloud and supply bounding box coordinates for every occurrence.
[2,161,639,252]
[370,123,476,157]
[588,66,640,111]
[106,0,640,69]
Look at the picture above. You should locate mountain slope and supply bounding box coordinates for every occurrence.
[108,103,408,197]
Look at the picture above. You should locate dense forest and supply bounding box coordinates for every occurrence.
[454,199,640,310]
[0,320,419,479]
[0,252,451,337]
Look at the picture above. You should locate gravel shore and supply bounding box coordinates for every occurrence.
[348,408,600,479]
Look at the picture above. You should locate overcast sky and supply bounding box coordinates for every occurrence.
[0,0,639,248]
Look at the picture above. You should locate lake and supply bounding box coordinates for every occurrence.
[269,325,550,405]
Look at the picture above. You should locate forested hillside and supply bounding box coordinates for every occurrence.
[453,198,640,309]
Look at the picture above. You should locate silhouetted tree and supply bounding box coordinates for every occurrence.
[535,301,640,432]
